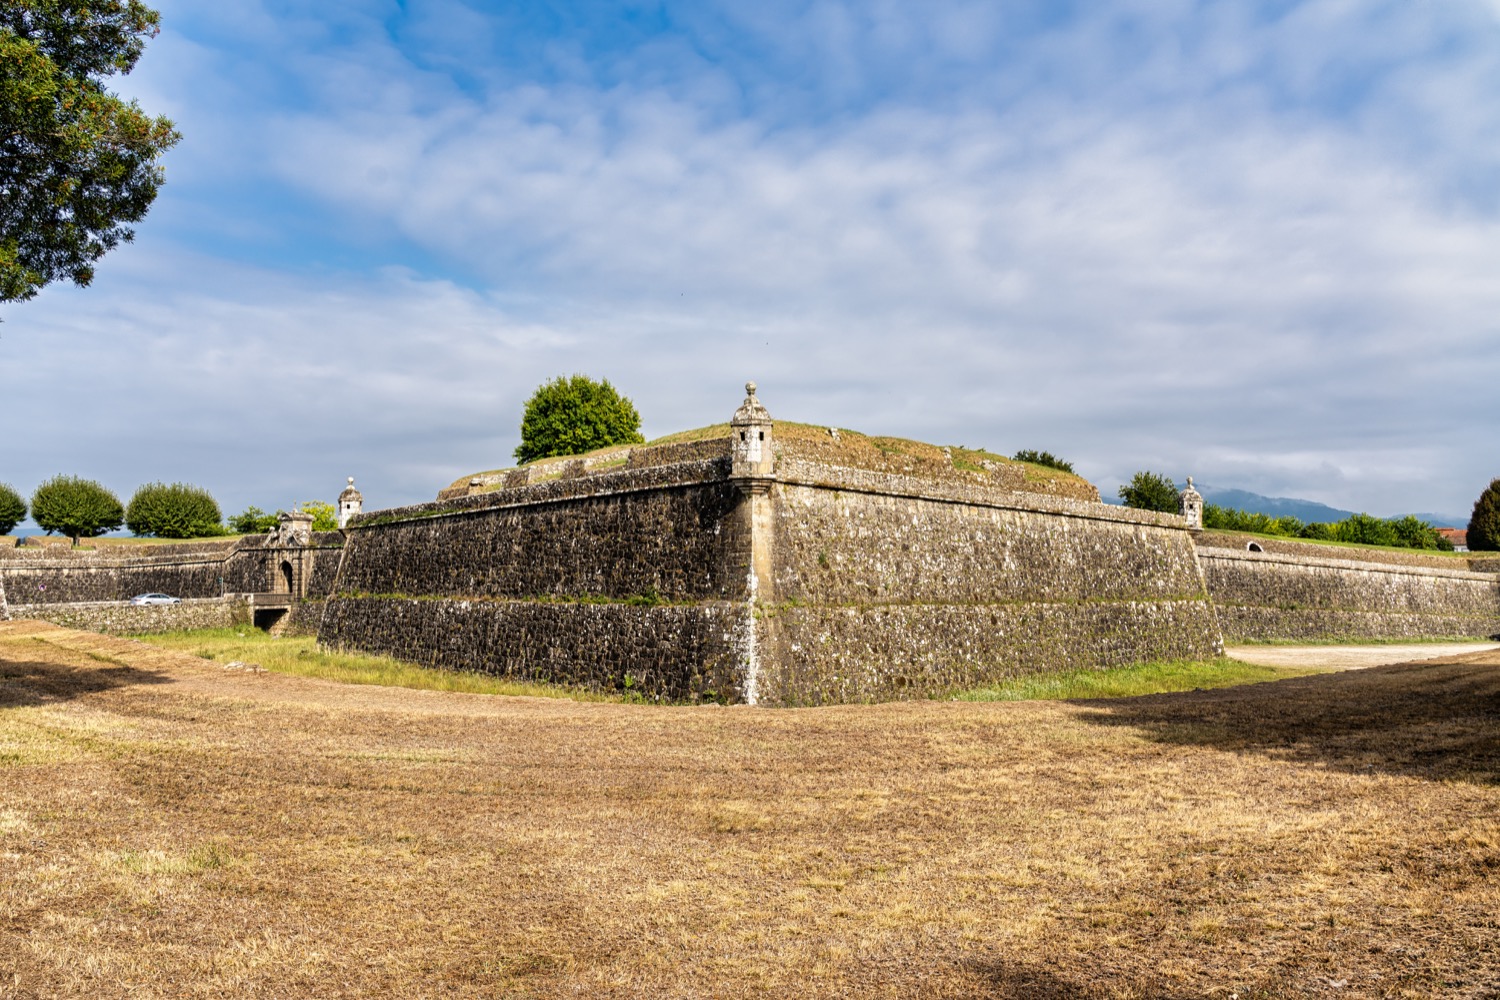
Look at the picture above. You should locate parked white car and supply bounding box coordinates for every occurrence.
[128,593,181,606]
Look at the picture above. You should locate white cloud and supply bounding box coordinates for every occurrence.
[6,0,1500,522]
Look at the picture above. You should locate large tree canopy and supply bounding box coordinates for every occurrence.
[514,374,644,464]
[1118,471,1181,514]
[1,1,180,304]
[30,474,123,544]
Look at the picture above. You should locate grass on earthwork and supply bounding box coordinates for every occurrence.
[953,656,1328,701]
[4,620,1499,998]
[1203,528,1474,559]
[127,627,626,701]
[135,631,1313,705]
[1228,634,1500,647]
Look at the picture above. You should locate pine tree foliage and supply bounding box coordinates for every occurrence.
[1468,478,1500,552]
[1,1,181,303]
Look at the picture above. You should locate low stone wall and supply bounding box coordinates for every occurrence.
[1198,546,1500,642]
[0,535,346,606]
[321,597,746,702]
[9,598,250,635]
[0,539,242,604]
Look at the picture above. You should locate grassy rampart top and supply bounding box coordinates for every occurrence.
[442,421,1100,503]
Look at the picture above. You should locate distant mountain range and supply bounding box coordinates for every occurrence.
[1105,485,1469,528]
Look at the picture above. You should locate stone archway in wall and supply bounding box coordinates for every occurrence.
[280,560,295,595]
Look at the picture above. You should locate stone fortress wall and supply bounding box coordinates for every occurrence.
[0,524,346,635]
[1195,532,1500,642]
[4,388,1497,698]
[319,386,1226,705]
[319,457,755,702]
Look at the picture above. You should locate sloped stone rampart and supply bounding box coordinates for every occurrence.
[1199,548,1500,641]
[321,597,746,702]
[772,479,1204,606]
[10,598,249,634]
[337,464,750,603]
[756,600,1224,705]
[282,599,327,637]
[751,475,1221,702]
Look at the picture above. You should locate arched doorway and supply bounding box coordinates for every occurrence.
[280,560,294,595]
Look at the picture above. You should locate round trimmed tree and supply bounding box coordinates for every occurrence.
[1468,478,1500,552]
[126,482,224,538]
[1118,471,1181,513]
[30,476,124,545]
[514,375,644,464]
[0,482,26,535]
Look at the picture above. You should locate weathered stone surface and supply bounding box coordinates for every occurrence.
[1200,548,1500,641]
[0,540,240,604]
[772,482,1205,606]
[321,596,746,702]
[10,598,250,634]
[1213,606,1500,643]
[323,448,1222,704]
[337,474,750,603]
[755,600,1224,705]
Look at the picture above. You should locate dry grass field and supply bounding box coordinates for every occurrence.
[1,620,1496,999]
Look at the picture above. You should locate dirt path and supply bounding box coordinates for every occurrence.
[1227,641,1500,671]
[3,620,1499,999]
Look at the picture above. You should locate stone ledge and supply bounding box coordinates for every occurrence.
[352,458,733,529]
[775,458,1184,529]
[1197,546,1500,583]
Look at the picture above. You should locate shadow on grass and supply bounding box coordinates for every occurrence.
[1075,654,1500,784]
[0,656,171,708]
[965,958,1197,999]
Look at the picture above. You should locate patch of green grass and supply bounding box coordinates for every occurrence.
[128,628,628,701]
[952,657,1327,702]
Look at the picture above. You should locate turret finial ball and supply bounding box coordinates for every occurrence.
[745,381,757,398]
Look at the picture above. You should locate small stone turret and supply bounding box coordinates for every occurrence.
[273,509,314,548]
[730,381,774,482]
[338,477,364,529]
[1179,476,1203,530]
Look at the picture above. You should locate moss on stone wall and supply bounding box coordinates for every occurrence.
[755,600,1223,705]
[321,596,745,701]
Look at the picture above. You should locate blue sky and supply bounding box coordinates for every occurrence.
[5,0,1500,525]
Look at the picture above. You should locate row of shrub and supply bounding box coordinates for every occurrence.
[1202,505,1455,551]
[0,478,337,544]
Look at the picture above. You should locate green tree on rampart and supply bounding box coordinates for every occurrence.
[0,482,26,534]
[125,481,223,538]
[1468,478,1500,552]
[299,501,337,532]
[1,1,181,305]
[227,506,279,534]
[1119,471,1180,513]
[514,375,644,464]
[30,475,123,545]
[1013,450,1074,473]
